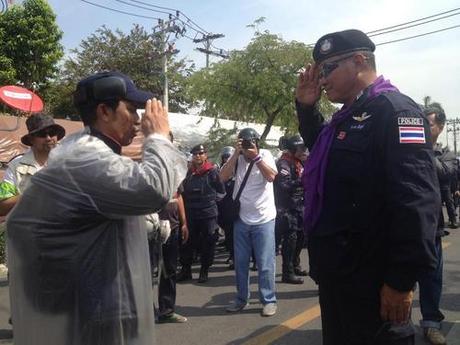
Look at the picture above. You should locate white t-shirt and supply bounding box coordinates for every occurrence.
[232,149,277,225]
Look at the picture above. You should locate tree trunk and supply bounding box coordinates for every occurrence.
[260,108,279,142]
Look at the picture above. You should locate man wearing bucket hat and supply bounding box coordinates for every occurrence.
[6,71,186,345]
[295,29,439,344]
[0,113,65,216]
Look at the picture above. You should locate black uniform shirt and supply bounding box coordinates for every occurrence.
[297,89,439,291]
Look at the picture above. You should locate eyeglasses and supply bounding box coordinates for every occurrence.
[32,128,57,138]
[318,54,355,79]
[192,151,206,156]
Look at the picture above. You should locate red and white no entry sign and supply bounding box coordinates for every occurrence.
[0,85,44,113]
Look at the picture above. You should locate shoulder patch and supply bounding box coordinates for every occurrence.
[398,117,423,126]
[280,168,290,176]
[399,126,426,144]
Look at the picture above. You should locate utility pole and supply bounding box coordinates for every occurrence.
[446,118,460,155]
[193,33,228,67]
[154,17,182,107]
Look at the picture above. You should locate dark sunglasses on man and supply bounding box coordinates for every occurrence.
[318,54,355,79]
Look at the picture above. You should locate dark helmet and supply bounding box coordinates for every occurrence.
[286,134,305,152]
[190,144,207,154]
[221,146,235,158]
[238,127,260,141]
[278,136,288,150]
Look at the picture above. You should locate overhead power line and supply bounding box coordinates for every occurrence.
[369,11,460,37]
[81,0,161,20]
[121,0,210,35]
[376,23,460,46]
[114,0,206,37]
[367,7,460,34]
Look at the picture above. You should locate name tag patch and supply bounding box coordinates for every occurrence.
[399,126,426,144]
[398,117,423,126]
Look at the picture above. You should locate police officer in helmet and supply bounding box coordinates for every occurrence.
[275,135,308,284]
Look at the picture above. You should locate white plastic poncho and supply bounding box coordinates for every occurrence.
[7,128,186,345]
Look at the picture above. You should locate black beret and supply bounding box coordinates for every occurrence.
[313,29,375,64]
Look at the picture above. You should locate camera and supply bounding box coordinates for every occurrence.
[241,139,254,149]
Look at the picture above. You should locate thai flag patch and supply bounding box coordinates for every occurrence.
[399,126,426,144]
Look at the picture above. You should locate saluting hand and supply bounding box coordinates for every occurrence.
[380,283,414,325]
[142,98,170,138]
[295,63,322,107]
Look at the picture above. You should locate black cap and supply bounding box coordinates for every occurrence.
[313,29,375,64]
[190,144,207,154]
[21,113,66,146]
[73,71,154,107]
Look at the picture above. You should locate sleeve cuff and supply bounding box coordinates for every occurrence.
[146,133,171,143]
[295,99,316,112]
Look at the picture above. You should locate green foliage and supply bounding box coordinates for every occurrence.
[0,0,63,88]
[204,121,239,162]
[187,19,334,141]
[47,25,195,118]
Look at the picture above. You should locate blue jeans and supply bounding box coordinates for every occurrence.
[418,236,445,329]
[233,218,276,305]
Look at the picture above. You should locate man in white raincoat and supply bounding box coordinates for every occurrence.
[6,71,186,345]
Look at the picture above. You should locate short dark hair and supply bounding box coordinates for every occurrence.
[361,51,376,71]
[425,107,446,126]
[76,99,120,126]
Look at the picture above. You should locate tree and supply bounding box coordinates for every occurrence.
[0,0,63,89]
[48,25,194,118]
[187,18,335,141]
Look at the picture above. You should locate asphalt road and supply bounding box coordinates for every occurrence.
[0,227,459,345]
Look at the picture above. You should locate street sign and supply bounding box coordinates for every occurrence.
[0,85,44,113]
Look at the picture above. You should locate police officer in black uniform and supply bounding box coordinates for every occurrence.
[178,144,225,283]
[217,146,236,269]
[295,29,439,345]
[275,135,308,284]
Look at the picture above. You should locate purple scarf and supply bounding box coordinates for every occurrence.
[302,76,399,233]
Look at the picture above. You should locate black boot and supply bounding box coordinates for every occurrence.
[282,274,304,284]
[198,266,208,283]
[294,266,308,276]
[177,266,192,282]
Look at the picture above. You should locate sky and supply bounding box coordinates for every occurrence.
[22,0,460,141]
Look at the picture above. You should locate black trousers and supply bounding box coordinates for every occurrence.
[309,235,414,345]
[441,187,456,223]
[278,213,305,276]
[180,216,218,268]
[221,221,234,260]
[148,228,179,317]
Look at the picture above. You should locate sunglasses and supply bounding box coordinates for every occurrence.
[192,151,206,156]
[32,128,57,138]
[319,54,355,79]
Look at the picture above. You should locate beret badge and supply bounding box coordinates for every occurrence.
[319,38,333,54]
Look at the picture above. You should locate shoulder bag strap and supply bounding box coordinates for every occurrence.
[234,159,255,201]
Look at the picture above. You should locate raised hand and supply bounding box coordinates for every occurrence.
[142,98,170,138]
[295,63,321,106]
